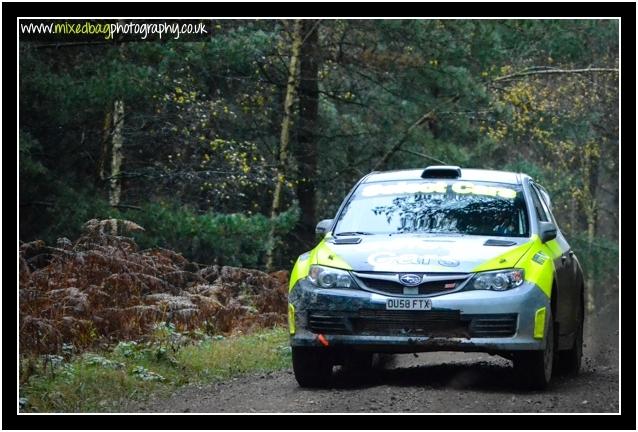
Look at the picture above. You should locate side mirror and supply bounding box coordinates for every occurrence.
[315,219,334,235]
[539,221,557,243]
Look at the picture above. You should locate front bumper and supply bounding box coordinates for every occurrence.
[288,279,550,353]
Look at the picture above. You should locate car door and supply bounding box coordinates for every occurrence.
[531,183,578,340]
[535,185,581,291]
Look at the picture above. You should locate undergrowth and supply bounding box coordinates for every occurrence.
[19,218,289,355]
[19,326,291,412]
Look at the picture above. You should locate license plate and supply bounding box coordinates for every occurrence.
[386,298,432,310]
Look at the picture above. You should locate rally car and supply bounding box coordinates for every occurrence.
[288,166,585,389]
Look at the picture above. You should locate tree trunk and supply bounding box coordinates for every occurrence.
[585,218,595,314]
[583,142,599,315]
[294,19,320,251]
[569,191,578,234]
[98,110,112,182]
[266,20,303,271]
[109,100,124,207]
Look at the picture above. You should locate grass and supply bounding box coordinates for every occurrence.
[19,326,291,413]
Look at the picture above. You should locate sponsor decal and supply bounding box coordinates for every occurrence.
[450,182,517,199]
[368,252,460,267]
[360,181,517,200]
[298,251,310,261]
[369,252,431,266]
[532,252,548,265]
[361,181,447,197]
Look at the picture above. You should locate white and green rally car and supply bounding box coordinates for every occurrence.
[288,166,585,389]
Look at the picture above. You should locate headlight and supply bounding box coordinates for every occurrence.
[308,265,356,289]
[470,269,524,291]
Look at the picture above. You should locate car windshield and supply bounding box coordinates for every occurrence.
[334,180,530,237]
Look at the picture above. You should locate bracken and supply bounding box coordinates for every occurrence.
[19,219,289,355]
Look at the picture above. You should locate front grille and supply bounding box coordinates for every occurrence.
[357,277,462,295]
[307,313,349,334]
[355,273,468,295]
[468,314,517,337]
[353,309,469,337]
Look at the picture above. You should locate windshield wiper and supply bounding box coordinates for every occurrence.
[334,231,374,236]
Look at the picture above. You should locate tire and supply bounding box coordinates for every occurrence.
[513,310,556,390]
[557,298,584,376]
[292,347,333,388]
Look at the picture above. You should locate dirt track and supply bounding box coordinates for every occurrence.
[127,309,619,414]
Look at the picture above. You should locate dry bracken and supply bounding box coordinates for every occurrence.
[19,219,289,355]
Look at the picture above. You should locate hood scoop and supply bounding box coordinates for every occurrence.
[330,237,362,245]
[484,239,517,246]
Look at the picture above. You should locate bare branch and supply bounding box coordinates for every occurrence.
[372,95,459,171]
[398,148,447,165]
[494,67,618,83]
[301,19,321,46]
[112,204,143,211]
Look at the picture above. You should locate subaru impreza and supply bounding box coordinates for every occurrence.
[288,166,585,389]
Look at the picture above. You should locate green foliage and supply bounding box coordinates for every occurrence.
[20,327,291,412]
[570,234,619,286]
[131,366,165,382]
[126,202,300,268]
[502,160,546,181]
[47,187,115,240]
[19,185,114,244]
[19,181,299,269]
[19,131,47,178]
[82,354,125,370]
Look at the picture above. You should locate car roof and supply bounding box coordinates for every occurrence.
[362,167,528,185]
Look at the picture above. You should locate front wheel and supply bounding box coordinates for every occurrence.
[292,347,333,388]
[513,310,556,390]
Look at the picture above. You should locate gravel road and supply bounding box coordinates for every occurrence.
[127,311,619,414]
